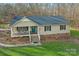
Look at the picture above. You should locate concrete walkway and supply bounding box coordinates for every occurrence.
[0,43,41,47]
[0,43,29,47]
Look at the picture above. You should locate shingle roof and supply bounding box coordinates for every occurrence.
[11,16,69,25]
[11,16,23,25]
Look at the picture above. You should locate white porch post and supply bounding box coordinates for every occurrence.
[11,27,13,37]
[29,26,31,44]
[38,26,41,44]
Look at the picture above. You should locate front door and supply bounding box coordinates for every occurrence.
[30,26,40,44]
[31,26,37,34]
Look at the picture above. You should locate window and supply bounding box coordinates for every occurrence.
[17,27,28,32]
[60,25,66,30]
[17,27,22,32]
[44,26,51,31]
[24,27,28,31]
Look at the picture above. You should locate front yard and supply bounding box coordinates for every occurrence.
[0,41,78,56]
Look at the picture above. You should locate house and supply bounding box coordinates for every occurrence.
[10,16,70,44]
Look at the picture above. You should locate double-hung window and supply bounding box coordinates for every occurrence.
[17,27,28,32]
[60,25,66,30]
[44,25,51,31]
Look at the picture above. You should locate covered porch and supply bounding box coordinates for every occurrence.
[11,26,41,44]
[11,26,38,36]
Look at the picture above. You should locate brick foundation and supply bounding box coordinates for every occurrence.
[40,33,70,43]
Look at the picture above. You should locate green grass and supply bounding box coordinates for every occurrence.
[70,30,79,38]
[0,24,9,29]
[0,41,79,56]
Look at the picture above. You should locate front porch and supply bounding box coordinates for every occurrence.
[12,26,38,36]
[11,26,41,44]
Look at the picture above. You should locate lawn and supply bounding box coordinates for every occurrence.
[0,29,78,56]
[70,30,79,38]
[0,24,9,29]
[0,41,79,56]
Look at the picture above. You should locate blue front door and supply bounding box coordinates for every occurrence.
[31,26,37,34]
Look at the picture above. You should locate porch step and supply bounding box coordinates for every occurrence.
[31,35,40,44]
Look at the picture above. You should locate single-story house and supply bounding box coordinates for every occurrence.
[10,16,70,44]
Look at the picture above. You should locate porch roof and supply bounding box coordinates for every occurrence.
[11,16,70,25]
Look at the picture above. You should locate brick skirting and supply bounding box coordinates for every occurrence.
[40,33,70,43]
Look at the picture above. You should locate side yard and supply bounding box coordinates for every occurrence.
[70,30,79,38]
[0,24,9,29]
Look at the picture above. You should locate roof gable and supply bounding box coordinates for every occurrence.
[11,16,69,25]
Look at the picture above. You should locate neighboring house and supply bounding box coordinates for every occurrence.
[10,16,70,44]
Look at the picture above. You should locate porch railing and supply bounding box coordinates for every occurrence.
[13,31,37,35]
[14,31,29,35]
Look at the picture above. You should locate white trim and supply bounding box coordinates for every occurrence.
[29,26,31,44]
[38,26,41,44]
[11,27,13,37]
[11,35,30,37]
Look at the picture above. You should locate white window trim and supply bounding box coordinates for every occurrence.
[44,25,51,31]
[60,25,66,30]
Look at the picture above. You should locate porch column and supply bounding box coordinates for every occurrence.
[38,26,41,43]
[11,27,13,37]
[29,26,31,43]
